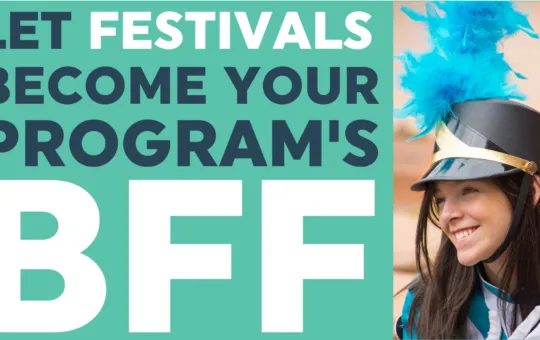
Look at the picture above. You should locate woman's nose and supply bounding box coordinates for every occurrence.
[439,199,464,226]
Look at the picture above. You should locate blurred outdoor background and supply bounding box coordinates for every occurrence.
[393,1,540,333]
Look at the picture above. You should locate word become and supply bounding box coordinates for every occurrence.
[0,66,378,105]
[0,179,373,333]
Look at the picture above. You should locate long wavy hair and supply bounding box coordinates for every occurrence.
[398,172,540,339]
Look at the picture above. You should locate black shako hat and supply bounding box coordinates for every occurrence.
[409,99,540,264]
[394,1,539,264]
[411,99,540,191]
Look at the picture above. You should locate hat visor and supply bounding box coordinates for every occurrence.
[411,157,522,191]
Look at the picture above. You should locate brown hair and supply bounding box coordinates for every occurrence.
[397,172,540,339]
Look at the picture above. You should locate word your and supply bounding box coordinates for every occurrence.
[90,11,373,50]
[0,180,372,333]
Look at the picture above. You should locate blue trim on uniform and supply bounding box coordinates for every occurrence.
[400,269,518,339]
[400,269,514,339]
[468,287,491,339]
[476,266,513,303]
[467,287,509,339]
[401,289,417,339]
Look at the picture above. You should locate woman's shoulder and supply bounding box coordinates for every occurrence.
[396,273,425,340]
[395,288,417,339]
[396,277,485,340]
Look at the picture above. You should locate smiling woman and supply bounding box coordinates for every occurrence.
[403,172,540,339]
[393,1,540,340]
[433,179,515,268]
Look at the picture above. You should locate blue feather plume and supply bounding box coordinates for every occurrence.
[395,1,538,139]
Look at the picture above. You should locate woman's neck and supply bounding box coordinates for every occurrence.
[482,252,516,292]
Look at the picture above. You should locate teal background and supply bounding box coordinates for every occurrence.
[1,2,393,339]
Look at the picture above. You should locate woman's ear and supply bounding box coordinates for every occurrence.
[533,174,540,205]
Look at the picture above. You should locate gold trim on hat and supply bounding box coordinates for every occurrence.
[431,122,537,175]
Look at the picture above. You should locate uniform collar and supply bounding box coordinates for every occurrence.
[476,265,513,303]
[466,266,514,339]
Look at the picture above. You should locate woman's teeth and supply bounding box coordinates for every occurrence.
[455,227,478,240]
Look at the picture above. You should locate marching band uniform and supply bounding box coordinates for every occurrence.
[397,267,522,339]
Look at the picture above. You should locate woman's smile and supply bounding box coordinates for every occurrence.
[452,225,480,241]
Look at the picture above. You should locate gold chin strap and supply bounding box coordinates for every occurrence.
[431,122,538,175]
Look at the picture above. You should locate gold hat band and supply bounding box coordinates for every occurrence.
[431,122,538,175]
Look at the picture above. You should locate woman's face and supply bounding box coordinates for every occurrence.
[434,179,513,266]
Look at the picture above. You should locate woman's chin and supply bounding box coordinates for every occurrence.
[456,252,482,267]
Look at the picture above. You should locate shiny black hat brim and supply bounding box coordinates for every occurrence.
[410,158,522,191]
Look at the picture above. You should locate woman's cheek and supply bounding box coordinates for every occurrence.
[464,197,490,221]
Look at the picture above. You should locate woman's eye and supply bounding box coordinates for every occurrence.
[462,187,478,195]
[435,197,445,206]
